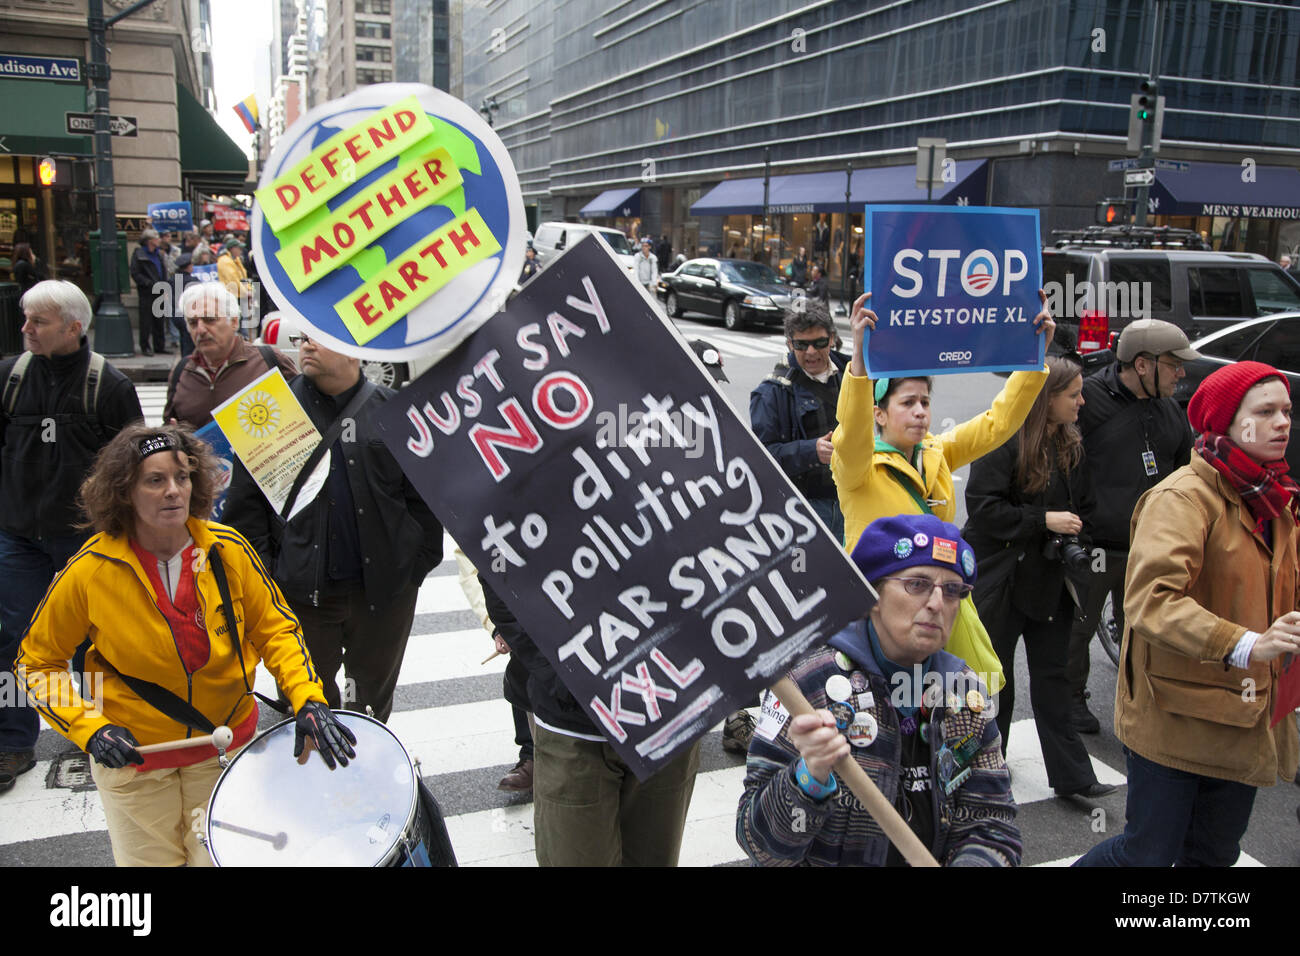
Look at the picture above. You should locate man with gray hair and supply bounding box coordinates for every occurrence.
[129,228,168,356]
[0,280,141,793]
[163,282,296,428]
[750,299,848,543]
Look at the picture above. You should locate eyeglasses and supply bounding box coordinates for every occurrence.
[790,336,831,351]
[1157,358,1184,373]
[883,576,973,603]
[287,333,313,347]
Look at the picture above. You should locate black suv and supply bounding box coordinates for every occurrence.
[1041,226,1300,361]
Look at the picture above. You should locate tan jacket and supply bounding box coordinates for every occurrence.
[1117,454,1299,787]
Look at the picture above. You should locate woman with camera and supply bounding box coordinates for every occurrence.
[962,355,1115,799]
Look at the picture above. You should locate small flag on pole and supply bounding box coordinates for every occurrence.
[233,94,259,134]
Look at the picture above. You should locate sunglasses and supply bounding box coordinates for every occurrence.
[790,336,831,351]
[883,576,973,603]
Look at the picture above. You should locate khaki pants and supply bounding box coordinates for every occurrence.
[532,723,700,866]
[91,753,230,867]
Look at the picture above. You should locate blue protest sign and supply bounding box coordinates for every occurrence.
[193,264,219,283]
[862,205,1043,377]
[195,422,234,520]
[148,201,193,232]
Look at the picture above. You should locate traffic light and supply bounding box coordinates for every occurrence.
[1136,79,1157,122]
[1126,81,1165,152]
[36,156,74,190]
[1096,199,1129,225]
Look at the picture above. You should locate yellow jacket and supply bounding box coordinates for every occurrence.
[216,251,247,298]
[1117,455,1298,787]
[17,518,325,751]
[832,367,1048,551]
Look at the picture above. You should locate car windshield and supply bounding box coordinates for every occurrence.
[721,261,779,284]
[598,232,633,255]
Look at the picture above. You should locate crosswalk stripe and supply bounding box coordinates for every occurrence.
[137,384,167,427]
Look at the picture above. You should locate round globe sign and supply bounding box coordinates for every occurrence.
[252,83,526,363]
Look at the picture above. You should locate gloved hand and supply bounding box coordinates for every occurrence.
[293,701,357,770]
[87,725,144,768]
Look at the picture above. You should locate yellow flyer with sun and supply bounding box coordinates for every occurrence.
[210,367,328,520]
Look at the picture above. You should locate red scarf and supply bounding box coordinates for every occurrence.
[1195,432,1300,534]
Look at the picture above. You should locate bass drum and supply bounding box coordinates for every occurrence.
[206,711,455,867]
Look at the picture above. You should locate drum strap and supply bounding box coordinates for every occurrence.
[210,547,293,717]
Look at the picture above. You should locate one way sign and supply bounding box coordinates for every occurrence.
[65,112,138,137]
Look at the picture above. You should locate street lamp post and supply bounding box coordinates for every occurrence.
[1133,0,1166,227]
[87,0,158,357]
[839,162,852,315]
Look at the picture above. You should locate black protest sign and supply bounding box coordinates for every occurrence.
[372,236,875,779]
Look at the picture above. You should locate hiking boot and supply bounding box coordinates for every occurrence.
[0,749,37,794]
[722,710,756,754]
[1070,694,1101,735]
[497,758,533,793]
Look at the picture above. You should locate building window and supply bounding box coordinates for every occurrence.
[356,44,391,62]
[356,68,392,85]
[356,19,390,39]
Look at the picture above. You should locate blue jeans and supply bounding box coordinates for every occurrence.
[1073,748,1257,867]
[0,528,86,750]
[808,496,845,547]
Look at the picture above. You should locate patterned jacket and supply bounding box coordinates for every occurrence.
[736,623,1021,866]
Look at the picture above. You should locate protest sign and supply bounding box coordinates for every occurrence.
[862,205,1044,377]
[195,421,234,520]
[372,237,875,779]
[205,204,250,233]
[209,368,326,520]
[252,83,525,364]
[193,264,219,283]
[147,201,193,233]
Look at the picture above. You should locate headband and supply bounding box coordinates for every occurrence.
[137,433,179,461]
[874,378,890,403]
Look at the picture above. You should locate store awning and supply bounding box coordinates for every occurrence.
[177,84,251,193]
[1150,161,1300,219]
[580,187,641,218]
[690,160,988,216]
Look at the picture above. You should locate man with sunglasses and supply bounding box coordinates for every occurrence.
[750,300,848,542]
[1067,319,1197,733]
[164,283,297,428]
[738,512,1020,866]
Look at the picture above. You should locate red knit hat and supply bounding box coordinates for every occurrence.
[1186,361,1289,435]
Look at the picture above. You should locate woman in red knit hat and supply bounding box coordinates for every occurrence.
[1076,361,1300,866]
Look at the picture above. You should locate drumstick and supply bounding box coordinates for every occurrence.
[771,678,940,868]
[481,650,501,665]
[210,818,289,851]
[136,725,234,755]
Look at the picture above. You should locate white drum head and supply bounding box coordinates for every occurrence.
[206,712,416,866]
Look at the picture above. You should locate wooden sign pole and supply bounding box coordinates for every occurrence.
[771,677,940,868]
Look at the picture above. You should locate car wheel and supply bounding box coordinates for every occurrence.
[362,360,407,388]
[1096,592,1121,667]
[724,300,744,331]
[666,291,682,318]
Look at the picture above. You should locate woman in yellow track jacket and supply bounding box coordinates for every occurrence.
[17,424,353,866]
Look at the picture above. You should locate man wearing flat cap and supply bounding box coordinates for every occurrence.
[738,513,1020,867]
[1067,319,1198,733]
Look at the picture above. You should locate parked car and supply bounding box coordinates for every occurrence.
[259,313,436,388]
[1042,226,1300,359]
[1170,312,1300,472]
[531,221,638,279]
[659,257,795,331]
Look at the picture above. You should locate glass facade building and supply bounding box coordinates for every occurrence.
[461,0,1300,261]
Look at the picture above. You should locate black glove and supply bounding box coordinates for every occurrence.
[87,725,144,768]
[293,701,357,770]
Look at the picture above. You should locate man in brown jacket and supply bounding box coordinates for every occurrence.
[1076,361,1300,866]
[164,283,296,428]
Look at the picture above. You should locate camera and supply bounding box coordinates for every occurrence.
[1044,533,1091,573]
